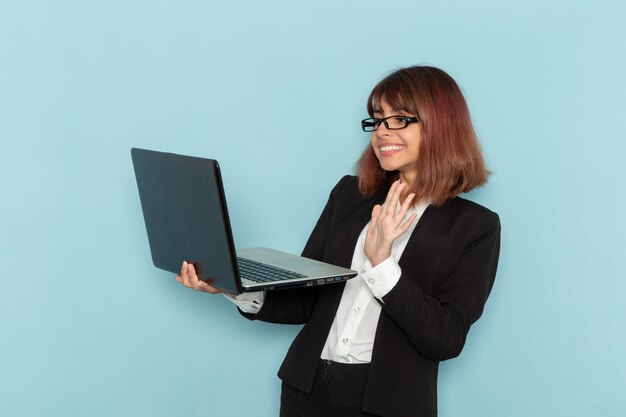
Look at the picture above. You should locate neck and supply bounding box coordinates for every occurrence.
[398,171,416,187]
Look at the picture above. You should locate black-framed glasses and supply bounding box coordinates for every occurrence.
[361,115,419,132]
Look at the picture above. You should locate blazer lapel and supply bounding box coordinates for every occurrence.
[398,205,437,265]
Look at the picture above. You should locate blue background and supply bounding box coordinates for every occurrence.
[1,1,625,416]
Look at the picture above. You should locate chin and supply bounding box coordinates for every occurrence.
[378,160,399,172]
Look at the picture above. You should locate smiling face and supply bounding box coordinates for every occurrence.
[370,99,422,186]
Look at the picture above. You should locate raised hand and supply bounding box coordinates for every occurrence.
[364,181,417,266]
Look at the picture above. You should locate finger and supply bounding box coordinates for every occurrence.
[395,213,418,237]
[195,280,218,293]
[187,263,202,288]
[383,181,399,215]
[381,180,399,212]
[392,182,406,208]
[371,204,382,221]
[180,261,191,287]
[187,262,196,278]
[368,205,382,238]
[385,181,405,217]
[394,192,416,225]
[401,192,416,209]
[370,204,382,230]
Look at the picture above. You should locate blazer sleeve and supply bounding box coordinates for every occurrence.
[380,209,501,361]
[239,175,350,324]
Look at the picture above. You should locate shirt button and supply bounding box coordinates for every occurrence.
[368,279,374,285]
[353,307,360,313]
[342,338,349,344]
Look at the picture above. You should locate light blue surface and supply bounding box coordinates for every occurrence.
[1,1,625,416]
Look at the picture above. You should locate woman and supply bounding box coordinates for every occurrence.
[176,66,501,417]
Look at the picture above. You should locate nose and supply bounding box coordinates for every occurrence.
[375,120,392,136]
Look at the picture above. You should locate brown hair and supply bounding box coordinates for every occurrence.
[356,66,489,207]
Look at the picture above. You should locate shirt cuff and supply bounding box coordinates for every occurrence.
[361,256,402,299]
[223,291,265,314]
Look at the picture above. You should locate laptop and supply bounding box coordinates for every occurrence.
[131,148,357,294]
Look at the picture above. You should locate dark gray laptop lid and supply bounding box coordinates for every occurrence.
[131,148,242,294]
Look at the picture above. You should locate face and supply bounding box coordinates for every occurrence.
[370,99,422,185]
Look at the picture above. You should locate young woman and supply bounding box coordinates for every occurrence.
[176,66,501,417]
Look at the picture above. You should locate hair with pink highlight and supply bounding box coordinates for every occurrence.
[356,66,489,207]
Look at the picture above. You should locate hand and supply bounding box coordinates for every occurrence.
[175,261,226,294]
[365,181,417,266]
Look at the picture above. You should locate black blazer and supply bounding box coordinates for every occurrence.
[243,176,501,417]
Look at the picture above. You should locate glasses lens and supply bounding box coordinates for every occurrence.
[361,118,379,132]
[386,116,408,129]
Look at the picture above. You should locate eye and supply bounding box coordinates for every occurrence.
[387,116,407,128]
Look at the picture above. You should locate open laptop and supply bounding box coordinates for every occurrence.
[131,148,357,294]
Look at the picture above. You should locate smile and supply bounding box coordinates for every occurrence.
[379,145,405,152]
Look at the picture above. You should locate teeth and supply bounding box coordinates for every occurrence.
[380,145,405,151]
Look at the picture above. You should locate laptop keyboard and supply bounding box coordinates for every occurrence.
[237,257,307,283]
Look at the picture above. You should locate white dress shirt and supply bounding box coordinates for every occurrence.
[224,200,429,364]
